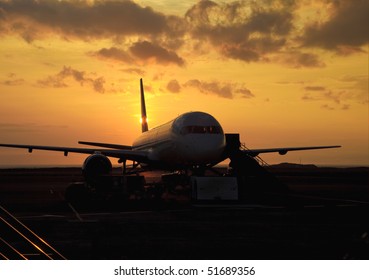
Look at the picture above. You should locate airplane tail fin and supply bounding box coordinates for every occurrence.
[140,78,148,133]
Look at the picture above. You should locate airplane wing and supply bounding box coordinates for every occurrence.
[0,143,148,163]
[78,141,132,150]
[243,145,341,157]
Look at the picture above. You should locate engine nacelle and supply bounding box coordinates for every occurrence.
[82,154,112,187]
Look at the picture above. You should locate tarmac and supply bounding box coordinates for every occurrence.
[0,165,368,260]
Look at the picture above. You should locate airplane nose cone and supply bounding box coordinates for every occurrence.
[186,135,226,164]
[172,111,226,165]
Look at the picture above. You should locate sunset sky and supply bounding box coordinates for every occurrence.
[0,0,368,167]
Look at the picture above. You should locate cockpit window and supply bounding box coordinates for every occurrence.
[180,125,223,135]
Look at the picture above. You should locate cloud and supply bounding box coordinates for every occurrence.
[304,86,326,91]
[324,90,344,104]
[0,122,67,133]
[220,44,260,62]
[236,87,254,99]
[1,73,25,86]
[321,104,335,110]
[184,79,254,99]
[92,77,106,94]
[37,66,106,93]
[301,94,318,101]
[185,0,295,62]
[129,41,185,66]
[301,0,369,52]
[277,51,326,68]
[302,75,368,107]
[185,79,232,98]
[186,0,295,36]
[302,89,346,104]
[184,0,367,63]
[121,68,146,76]
[1,78,25,86]
[341,104,350,110]
[321,103,353,111]
[167,79,181,93]
[92,42,185,67]
[338,75,368,103]
[0,0,180,41]
[93,47,133,64]
[0,0,366,72]
[301,83,367,109]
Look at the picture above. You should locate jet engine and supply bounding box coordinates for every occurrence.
[82,154,112,188]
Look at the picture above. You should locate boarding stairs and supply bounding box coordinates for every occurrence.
[240,143,270,167]
[224,134,288,199]
[0,205,66,260]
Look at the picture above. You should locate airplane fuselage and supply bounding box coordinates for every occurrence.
[0,79,340,171]
[132,111,226,167]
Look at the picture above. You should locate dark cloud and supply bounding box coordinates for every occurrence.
[321,104,335,110]
[221,44,260,62]
[129,41,185,66]
[185,0,295,62]
[246,6,294,36]
[236,87,254,98]
[1,73,25,86]
[37,66,106,93]
[304,86,326,91]
[341,104,350,110]
[121,68,146,76]
[93,47,133,64]
[279,51,326,68]
[0,0,181,41]
[301,94,318,101]
[185,79,232,98]
[91,41,185,66]
[167,79,181,93]
[338,75,368,103]
[302,0,369,52]
[0,0,366,71]
[92,42,185,67]
[184,79,254,99]
[0,0,188,70]
[301,87,359,110]
[302,90,345,104]
[92,77,106,94]
[301,75,368,106]
[1,78,25,86]
[324,90,342,104]
[186,0,295,36]
[184,0,367,63]
[37,73,67,88]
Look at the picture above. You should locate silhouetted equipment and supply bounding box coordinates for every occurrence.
[225,133,288,199]
[82,154,113,185]
[0,78,341,208]
[64,133,287,205]
[191,176,238,200]
[65,131,288,205]
[0,205,66,260]
[224,133,241,156]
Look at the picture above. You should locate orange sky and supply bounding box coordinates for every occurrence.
[0,0,368,167]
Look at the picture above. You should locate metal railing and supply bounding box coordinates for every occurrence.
[0,204,66,260]
[240,143,270,167]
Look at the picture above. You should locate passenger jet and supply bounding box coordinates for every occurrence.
[0,79,340,172]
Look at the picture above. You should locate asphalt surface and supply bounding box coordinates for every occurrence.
[0,166,368,260]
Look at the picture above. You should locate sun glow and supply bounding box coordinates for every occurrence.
[0,0,367,166]
[140,117,148,124]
